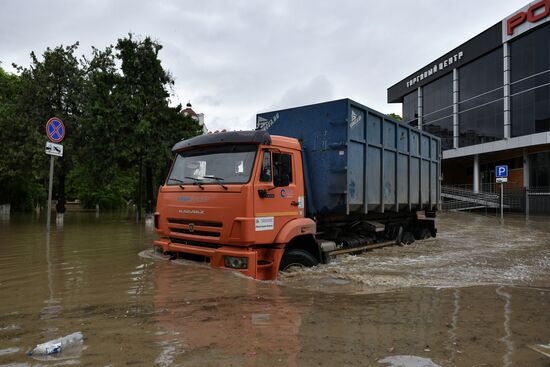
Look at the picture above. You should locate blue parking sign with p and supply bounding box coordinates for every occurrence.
[495,165,508,178]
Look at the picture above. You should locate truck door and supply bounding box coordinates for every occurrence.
[254,149,303,241]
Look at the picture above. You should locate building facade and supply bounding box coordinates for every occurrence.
[182,102,208,134]
[388,0,550,192]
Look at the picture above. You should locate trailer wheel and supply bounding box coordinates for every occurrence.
[279,249,319,272]
[401,232,416,245]
[414,228,431,240]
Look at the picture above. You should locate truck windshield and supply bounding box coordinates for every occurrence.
[167,144,258,185]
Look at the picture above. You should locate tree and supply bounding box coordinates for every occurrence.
[387,113,403,122]
[67,46,134,209]
[115,34,201,217]
[14,43,85,213]
[0,35,202,214]
[0,66,46,210]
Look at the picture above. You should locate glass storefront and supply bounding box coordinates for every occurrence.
[397,22,550,153]
[422,73,453,150]
[510,23,550,137]
[458,47,504,147]
[530,151,550,187]
[402,90,418,127]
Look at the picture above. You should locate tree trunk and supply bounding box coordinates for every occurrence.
[137,156,142,221]
[145,163,154,214]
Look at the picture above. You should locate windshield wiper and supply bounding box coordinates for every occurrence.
[167,177,187,189]
[184,176,205,189]
[203,175,228,190]
[168,177,184,184]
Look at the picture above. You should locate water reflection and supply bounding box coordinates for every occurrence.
[55,213,64,228]
[41,232,62,324]
[446,288,460,364]
[152,259,305,366]
[0,347,20,356]
[496,286,514,367]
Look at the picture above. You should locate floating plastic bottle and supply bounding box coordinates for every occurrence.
[28,331,83,356]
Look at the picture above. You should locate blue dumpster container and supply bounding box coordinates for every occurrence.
[257,98,440,216]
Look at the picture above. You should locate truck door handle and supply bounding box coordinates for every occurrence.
[258,189,275,198]
[291,201,299,206]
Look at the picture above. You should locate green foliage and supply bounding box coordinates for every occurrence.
[14,44,85,212]
[66,163,136,209]
[0,66,46,210]
[113,35,202,213]
[0,34,202,212]
[387,113,403,122]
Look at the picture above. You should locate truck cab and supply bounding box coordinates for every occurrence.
[154,130,316,280]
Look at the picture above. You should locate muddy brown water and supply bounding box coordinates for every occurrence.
[0,212,549,366]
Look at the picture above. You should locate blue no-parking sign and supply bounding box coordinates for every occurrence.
[46,117,65,143]
[495,165,508,178]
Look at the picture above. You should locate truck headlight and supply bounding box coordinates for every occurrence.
[224,256,248,269]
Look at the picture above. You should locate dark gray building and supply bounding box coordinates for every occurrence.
[388,0,550,192]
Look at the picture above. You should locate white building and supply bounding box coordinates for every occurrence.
[182,102,208,134]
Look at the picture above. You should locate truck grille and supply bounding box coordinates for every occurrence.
[169,237,220,249]
[167,218,223,228]
[169,227,220,238]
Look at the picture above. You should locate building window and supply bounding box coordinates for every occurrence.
[403,90,418,127]
[458,47,504,147]
[510,23,550,137]
[530,151,550,187]
[422,73,453,150]
[480,157,522,189]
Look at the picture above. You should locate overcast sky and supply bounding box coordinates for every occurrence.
[1,0,524,131]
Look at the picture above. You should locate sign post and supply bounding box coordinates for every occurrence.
[46,156,55,229]
[495,165,508,220]
[45,118,65,230]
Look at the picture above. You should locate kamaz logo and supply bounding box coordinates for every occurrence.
[178,209,204,215]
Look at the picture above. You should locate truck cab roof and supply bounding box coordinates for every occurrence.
[172,130,301,152]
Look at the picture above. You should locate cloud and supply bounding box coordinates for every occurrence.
[0,0,524,133]
[269,75,335,112]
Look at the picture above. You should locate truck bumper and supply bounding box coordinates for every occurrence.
[153,239,284,281]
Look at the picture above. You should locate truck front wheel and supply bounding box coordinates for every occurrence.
[279,249,319,272]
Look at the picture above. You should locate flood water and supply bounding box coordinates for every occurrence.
[0,212,549,366]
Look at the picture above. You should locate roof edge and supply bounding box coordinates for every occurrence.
[172,130,271,152]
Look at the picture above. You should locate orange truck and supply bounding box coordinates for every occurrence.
[154,99,440,280]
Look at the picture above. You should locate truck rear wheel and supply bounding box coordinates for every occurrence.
[401,231,416,245]
[414,228,431,240]
[279,249,319,272]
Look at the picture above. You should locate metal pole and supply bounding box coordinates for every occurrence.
[46,155,54,230]
[500,183,504,220]
[525,188,530,219]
